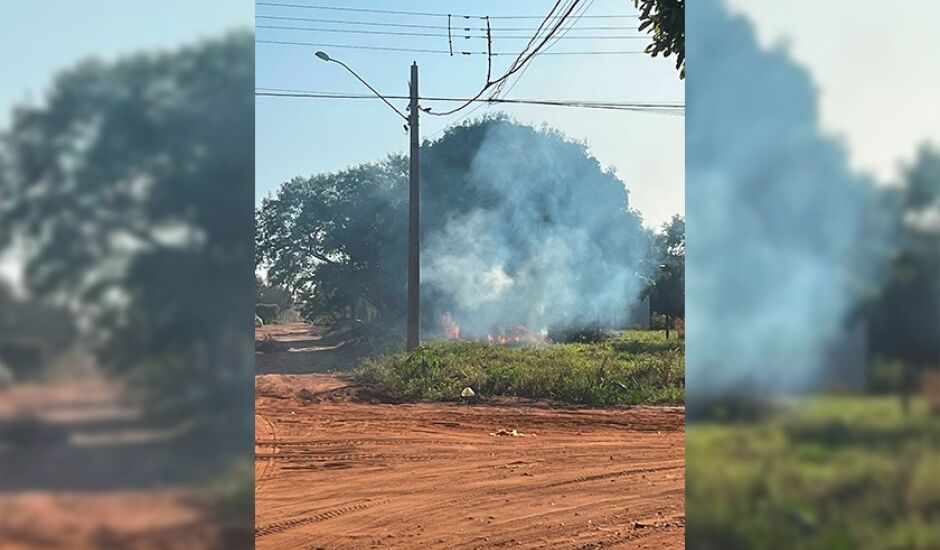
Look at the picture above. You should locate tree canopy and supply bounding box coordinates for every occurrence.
[870,146,940,373]
[257,116,655,335]
[635,0,685,78]
[650,214,685,331]
[0,32,254,428]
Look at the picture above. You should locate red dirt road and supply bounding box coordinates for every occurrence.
[0,379,245,549]
[256,374,685,549]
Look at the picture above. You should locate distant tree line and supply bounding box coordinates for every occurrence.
[0,33,254,433]
[256,116,663,336]
[650,214,685,338]
[868,145,940,403]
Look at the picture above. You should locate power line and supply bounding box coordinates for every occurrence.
[257,24,650,39]
[256,39,648,55]
[428,0,585,116]
[257,39,467,54]
[254,89,684,114]
[493,0,596,102]
[256,87,683,107]
[255,14,641,32]
[255,2,638,19]
[258,24,458,38]
[491,14,638,20]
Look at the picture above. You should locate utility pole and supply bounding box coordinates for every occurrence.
[407,62,421,350]
[315,51,421,350]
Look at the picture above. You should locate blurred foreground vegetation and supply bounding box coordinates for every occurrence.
[354,330,683,406]
[687,397,940,550]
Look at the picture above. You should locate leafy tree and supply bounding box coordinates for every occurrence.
[256,275,293,312]
[256,116,653,334]
[255,303,281,325]
[870,145,940,407]
[0,33,254,430]
[650,214,685,338]
[635,0,685,78]
[256,156,409,324]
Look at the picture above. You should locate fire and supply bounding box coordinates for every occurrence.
[440,312,461,340]
[440,314,546,347]
[485,325,544,347]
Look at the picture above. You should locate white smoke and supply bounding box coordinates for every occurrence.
[686,0,890,402]
[423,120,655,335]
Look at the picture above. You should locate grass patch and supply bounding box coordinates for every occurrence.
[353,330,683,406]
[687,396,940,550]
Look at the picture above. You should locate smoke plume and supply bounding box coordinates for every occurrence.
[421,119,655,335]
[685,0,889,403]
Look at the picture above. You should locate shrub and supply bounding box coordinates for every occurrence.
[278,308,302,323]
[354,330,683,406]
[547,325,613,344]
[255,303,280,325]
[687,397,940,550]
[255,335,278,353]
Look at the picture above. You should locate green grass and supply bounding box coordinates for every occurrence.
[687,396,940,550]
[352,330,684,406]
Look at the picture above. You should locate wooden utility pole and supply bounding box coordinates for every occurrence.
[406,62,421,350]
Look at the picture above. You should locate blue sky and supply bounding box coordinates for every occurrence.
[727,0,940,184]
[256,0,686,229]
[0,1,250,125]
[0,1,251,285]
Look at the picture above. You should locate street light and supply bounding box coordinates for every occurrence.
[314,51,408,121]
[315,51,423,351]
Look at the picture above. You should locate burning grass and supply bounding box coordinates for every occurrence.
[353,330,683,406]
[687,396,940,549]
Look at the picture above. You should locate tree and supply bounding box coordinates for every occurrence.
[256,275,293,312]
[256,156,409,324]
[256,116,655,335]
[650,214,685,338]
[635,0,685,78]
[870,145,940,409]
[0,33,254,431]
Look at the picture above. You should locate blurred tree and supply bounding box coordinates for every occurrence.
[634,0,685,78]
[255,275,293,312]
[256,116,653,332]
[650,214,685,338]
[870,145,940,409]
[0,32,254,431]
[256,156,409,325]
[255,303,281,325]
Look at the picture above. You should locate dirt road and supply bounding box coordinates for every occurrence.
[256,374,685,549]
[0,379,246,549]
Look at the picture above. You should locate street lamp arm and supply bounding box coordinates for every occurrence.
[331,59,409,121]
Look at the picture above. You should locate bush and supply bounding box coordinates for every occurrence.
[207,457,254,518]
[0,360,12,387]
[255,303,280,325]
[353,330,683,406]
[277,308,301,323]
[650,313,666,330]
[687,397,940,550]
[255,335,278,353]
[547,325,613,344]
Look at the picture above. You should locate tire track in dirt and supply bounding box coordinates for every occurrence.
[539,459,685,489]
[255,452,451,463]
[255,501,377,538]
[254,438,487,447]
[254,413,278,488]
[256,374,684,549]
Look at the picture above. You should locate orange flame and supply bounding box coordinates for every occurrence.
[440,312,461,340]
[482,325,545,346]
